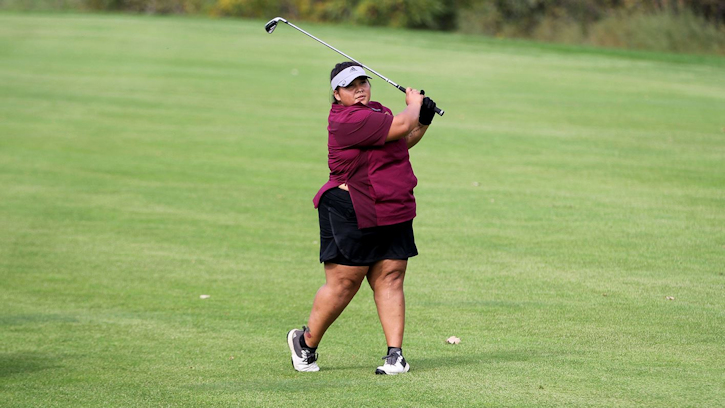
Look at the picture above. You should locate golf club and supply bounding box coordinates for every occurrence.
[265,17,444,116]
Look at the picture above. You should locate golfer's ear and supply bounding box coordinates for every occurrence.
[333,90,340,102]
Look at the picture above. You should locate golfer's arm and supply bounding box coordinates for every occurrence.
[386,104,421,142]
[406,124,428,149]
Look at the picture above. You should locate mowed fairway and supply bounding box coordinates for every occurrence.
[1,12,724,407]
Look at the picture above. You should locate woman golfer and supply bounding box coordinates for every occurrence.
[287,61,437,375]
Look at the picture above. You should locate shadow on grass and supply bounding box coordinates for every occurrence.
[0,352,62,377]
[0,313,78,326]
[317,350,532,373]
[189,351,533,394]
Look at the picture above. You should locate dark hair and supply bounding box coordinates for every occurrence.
[330,61,364,104]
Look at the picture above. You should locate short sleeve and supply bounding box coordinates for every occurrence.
[328,108,393,149]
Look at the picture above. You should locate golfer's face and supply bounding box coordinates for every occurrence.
[335,77,370,106]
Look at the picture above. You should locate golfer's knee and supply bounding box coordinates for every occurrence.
[380,269,405,289]
[332,277,360,296]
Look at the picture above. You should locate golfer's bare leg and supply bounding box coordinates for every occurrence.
[367,259,407,348]
[305,263,368,347]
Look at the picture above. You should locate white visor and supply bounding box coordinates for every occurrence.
[330,66,371,90]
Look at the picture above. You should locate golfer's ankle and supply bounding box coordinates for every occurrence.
[301,331,318,349]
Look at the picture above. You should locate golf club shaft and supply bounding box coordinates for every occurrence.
[268,18,444,116]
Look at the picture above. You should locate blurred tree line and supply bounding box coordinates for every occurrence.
[3,0,724,54]
[73,0,725,28]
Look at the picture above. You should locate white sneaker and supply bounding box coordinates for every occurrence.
[287,327,319,372]
[375,348,410,375]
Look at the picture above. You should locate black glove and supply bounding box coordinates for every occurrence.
[418,95,437,126]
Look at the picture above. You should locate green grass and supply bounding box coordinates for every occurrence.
[1,12,724,407]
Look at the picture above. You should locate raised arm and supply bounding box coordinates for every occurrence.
[386,88,424,142]
[406,96,437,149]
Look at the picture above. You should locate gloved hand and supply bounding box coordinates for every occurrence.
[418,96,437,126]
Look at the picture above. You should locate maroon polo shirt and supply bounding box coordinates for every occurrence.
[312,101,418,229]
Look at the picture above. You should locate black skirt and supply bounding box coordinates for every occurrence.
[318,188,418,266]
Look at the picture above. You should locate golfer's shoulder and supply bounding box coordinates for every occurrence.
[368,101,393,116]
[329,102,388,124]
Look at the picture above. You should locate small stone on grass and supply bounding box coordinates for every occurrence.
[446,336,461,344]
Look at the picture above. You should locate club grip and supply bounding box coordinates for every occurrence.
[397,85,444,116]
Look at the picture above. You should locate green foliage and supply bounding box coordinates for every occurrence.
[457,0,725,55]
[350,0,457,29]
[589,8,725,54]
[1,0,724,54]
[83,0,215,13]
[469,0,725,26]
[212,0,285,18]
[213,0,457,29]
[0,0,86,11]
[0,0,216,13]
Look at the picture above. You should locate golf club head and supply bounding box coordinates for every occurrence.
[265,17,287,34]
